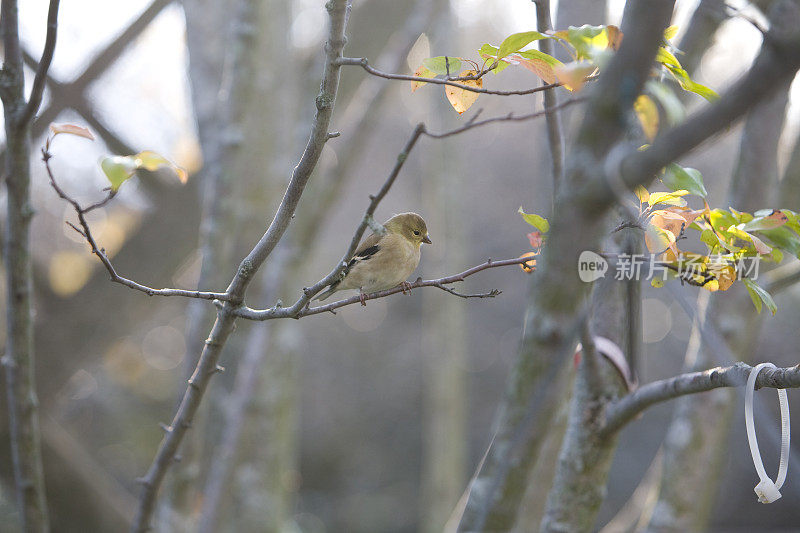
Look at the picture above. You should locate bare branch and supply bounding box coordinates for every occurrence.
[131,2,352,530]
[19,0,60,126]
[533,0,565,190]
[234,257,532,320]
[336,56,595,96]
[272,122,427,316]
[423,97,584,139]
[42,148,231,302]
[602,363,800,437]
[614,3,800,198]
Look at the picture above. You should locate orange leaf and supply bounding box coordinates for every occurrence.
[514,57,557,84]
[519,252,537,273]
[706,264,736,291]
[445,70,482,114]
[607,25,624,50]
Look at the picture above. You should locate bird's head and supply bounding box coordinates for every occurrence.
[385,212,432,247]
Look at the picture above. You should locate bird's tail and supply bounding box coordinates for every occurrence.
[315,282,339,301]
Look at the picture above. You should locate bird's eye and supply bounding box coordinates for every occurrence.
[413,230,420,236]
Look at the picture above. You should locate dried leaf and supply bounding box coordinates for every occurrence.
[444,69,482,114]
[49,123,95,141]
[527,231,543,249]
[574,336,636,391]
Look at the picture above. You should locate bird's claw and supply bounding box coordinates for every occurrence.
[359,291,367,306]
[401,281,413,295]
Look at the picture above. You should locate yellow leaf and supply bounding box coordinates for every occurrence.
[444,70,482,114]
[634,185,649,204]
[554,62,595,92]
[634,95,659,141]
[644,224,676,256]
[49,123,95,141]
[663,25,679,41]
[135,151,188,184]
[519,252,537,273]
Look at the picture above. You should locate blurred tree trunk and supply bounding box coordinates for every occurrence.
[513,1,607,526]
[222,1,299,528]
[645,38,792,533]
[171,0,275,526]
[420,4,468,531]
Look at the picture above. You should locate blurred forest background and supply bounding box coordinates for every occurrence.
[2,0,800,531]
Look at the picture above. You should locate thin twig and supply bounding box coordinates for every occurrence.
[234,257,531,320]
[601,362,800,437]
[42,148,231,301]
[269,122,428,316]
[336,56,594,96]
[423,97,584,139]
[19,0,60,126]
[533,0,565,192]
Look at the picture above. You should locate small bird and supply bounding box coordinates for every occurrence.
[316,212,432,304]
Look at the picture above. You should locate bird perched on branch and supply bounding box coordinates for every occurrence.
[316,212,432,304]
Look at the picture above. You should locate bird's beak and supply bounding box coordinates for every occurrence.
[423,235,432,244]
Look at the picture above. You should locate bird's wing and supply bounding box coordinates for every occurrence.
[345,232,382,271]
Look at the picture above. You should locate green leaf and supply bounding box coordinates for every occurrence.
[741,213,788,232]
[516,49,563,67]
[422,56,463,76]
[497,31,549,60]
[701,228,721,251]
[759,226,800,258]
[743,278,777,315]
[518,207,550,232]
[707,208,737,230]
[665,64,719,102]
[782,209,800,234]
[648,190,689,207]
[100,151,187,192]
[478,44,511,74]
[100,156,137,191]
[744,279,762,313]
[651,277,665,288]
[662,164,707,197]
[656,47,681,68]
[646,80,685,125]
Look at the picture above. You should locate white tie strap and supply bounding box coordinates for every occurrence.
[745,362,790,504]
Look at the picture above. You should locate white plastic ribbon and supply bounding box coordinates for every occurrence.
[745,362,790,504]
